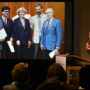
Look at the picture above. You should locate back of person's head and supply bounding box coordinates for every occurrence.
[47,63,67,83]
[35,4,43,9]
[36,77,66,90]
[12,62,29,84]
[2,6,10,11]
[79,65,90,90]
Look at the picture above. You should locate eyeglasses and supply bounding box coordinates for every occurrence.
[4,10,10,13]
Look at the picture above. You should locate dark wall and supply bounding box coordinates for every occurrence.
[74,0,90,60]
[64,2,73,54]
[80,0,90,59]
[64,0,90,60]
[73,0,81,56]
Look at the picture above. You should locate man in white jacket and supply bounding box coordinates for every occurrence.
[31,4,47,58]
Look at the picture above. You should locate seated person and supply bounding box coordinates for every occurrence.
[79,65,90,90]
[46,63,77,89]
[3,62,31,90]
[47,63,67,83]
[36,77,76,90]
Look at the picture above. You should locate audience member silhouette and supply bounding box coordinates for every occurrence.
[3,62,31,90]
[36,77,76,90]
[36,77,66,90]
[79,65,90,90]
[27,59,51,90]
[47,63,67,83]
[46,63,77,89]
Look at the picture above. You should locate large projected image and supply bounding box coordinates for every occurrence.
[0,2,65,59]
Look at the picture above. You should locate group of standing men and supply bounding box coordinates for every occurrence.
[0,4,63,59]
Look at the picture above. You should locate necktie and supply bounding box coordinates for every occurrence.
[4,18,7,26]
[46,19,50,30]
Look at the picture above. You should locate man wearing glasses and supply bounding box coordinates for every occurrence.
[0,6,13,59]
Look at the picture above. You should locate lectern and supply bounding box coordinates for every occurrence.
[56,54,69,70]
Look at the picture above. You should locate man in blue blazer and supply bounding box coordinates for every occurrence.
[40,8,63,60]
[0,6,13,59]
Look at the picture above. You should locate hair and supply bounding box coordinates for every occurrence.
[16,7,27,15]
[47,63,67,83]
[35,4,43,9]
[45,8,54,13]
[1,6,10,11]
[36,77,66,90]
[11,62,29,83]
[79,65,90,89]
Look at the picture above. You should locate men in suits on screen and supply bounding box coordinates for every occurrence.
[40,8,63,60]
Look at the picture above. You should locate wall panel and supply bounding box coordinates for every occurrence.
[0,2,65,28]
[0,2,65,44]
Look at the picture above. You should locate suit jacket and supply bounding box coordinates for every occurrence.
[0,17,13,41]
[40,18,63,50]
[0,18,3,29]
[0,17,13,51]
[30,13,47,43]
[0,18,4,51]
[13,18,31,46]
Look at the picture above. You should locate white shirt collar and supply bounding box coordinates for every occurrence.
[47,17,53,24]
[50,17,53,22]
[2,16,7,20]
[46,17,54,27]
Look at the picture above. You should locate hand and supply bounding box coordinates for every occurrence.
[16,40,20,46]
[0,39,5,42]
[40,45,43,50]
[28,41,31,48]
[56,46,60,50]
[28,41,31,45]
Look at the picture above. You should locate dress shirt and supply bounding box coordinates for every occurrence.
[2,16,7,24]
[46,17,53,27]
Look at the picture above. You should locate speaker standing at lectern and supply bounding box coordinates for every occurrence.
[40,8,63,60]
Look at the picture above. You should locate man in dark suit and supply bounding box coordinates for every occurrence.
[0,6,13,59]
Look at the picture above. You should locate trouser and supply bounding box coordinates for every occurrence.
[0,52,2,59]
[2,42,11,59]
[0,43,2,59]
[42,49,55,62]
[33,43,40,59]
[15,45,29,59]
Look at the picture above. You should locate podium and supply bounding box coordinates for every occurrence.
[56,54,90,84]
[56,54,69,70]
[56,54,90,70]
